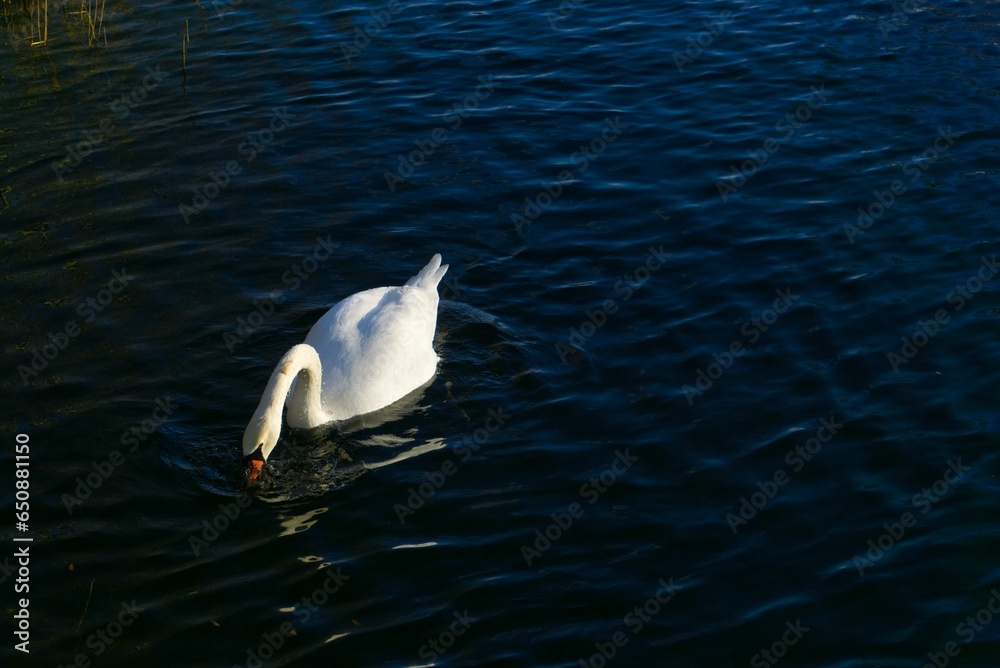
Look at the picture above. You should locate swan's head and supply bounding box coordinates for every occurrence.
[242,411,279,487]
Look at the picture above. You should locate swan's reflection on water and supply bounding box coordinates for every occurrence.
[251,373,447,502]
[256,430,448,503]
[276,507,329,537]
[362,437,447,470]
[263,433,449,643]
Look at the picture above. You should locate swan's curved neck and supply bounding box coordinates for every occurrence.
[260,344,331,429]
[244,344,332,463]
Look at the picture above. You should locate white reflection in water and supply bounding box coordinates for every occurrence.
[365,437,447,470]
[276,506,329,537]
[392,542,438,550]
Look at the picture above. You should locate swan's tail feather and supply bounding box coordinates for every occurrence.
[406,254,448,291]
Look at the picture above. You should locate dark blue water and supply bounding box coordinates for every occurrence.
[2,1,999,665]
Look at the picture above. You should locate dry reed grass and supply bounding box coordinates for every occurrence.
[1,0,106,47]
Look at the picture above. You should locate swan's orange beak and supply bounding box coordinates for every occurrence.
[244,448,265,489]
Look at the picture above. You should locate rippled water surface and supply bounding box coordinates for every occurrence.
[2,1,1000,666]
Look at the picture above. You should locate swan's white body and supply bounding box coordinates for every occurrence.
[243,254,448,464]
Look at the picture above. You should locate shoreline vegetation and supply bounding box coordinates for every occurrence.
[3,0,106,48]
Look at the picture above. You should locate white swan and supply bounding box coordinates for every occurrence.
[242,254,448,485]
